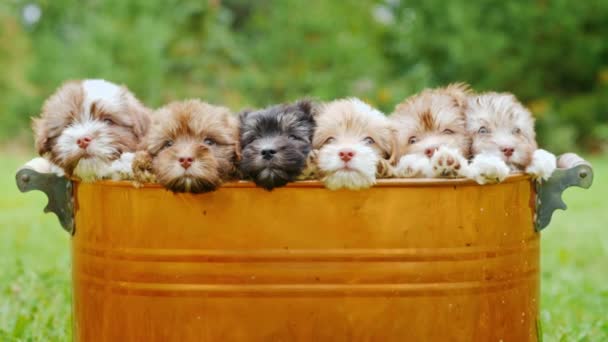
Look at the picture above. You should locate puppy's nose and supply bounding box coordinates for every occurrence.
[178,157,194,169]
[424,147,437,158]
[261,149,277,160]
[501,147,514,157]
[76,136,92,149]
[338,149,355,162]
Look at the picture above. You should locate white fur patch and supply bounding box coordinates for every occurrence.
[108,152,135,180]
[318,143,378,190]
[468,153,510,185]
[526,149,556,182]
[395,154,433,178]
[82,79,122,117]
[24,157,65,176]
[349,98,386,121]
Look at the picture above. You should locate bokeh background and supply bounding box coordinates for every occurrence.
[1,0,606,340]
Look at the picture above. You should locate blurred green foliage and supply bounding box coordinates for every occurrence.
[0,0,607,153]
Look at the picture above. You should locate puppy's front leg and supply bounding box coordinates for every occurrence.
[132,151,157,187]
[108,152,136,181]
[526,149,557,182]
[430,146,470,178]
[468,153,510,184]
[297,149,320,180]
[394,154,433,178]
[24,157,65,177]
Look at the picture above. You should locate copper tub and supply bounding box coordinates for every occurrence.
[16,153,593,341]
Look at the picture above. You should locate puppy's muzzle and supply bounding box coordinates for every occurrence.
[261,148,277,160]
[338,149,355,163]
[76,136,92,150]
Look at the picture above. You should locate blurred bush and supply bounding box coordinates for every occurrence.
[0,0,606,153]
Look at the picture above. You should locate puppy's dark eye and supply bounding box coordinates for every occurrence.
[288,135,300,141]
[162,140,174,149]
[512,127,521,135]
[203,138,216,146]
[324,137,335,144]
[442,129,454,134]
[478,127,489,134]
[408,136,417,145]
[363,137,375,145]
[103,118,114,125]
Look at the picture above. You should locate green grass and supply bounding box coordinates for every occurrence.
[0,153,606,341]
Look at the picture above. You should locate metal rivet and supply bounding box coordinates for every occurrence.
[21,174,30,183]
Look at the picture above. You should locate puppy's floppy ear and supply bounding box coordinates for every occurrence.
[295,99,317,122]
[237,109,254,125]
[122,87,152,139]
[32,117,50,155]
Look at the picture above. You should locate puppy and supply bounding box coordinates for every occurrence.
[311,98,396,190]
[466,92,556,184]
[238,100,316,190]
[133,99,239,193]
[391,83,472,178]
[32,79,150,181]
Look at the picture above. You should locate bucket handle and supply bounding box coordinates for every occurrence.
[535,153,593,231]
[15,166,74,235]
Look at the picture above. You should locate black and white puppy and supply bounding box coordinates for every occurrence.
[238,100,316,190]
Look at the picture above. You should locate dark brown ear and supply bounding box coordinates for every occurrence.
[32,117,50,155]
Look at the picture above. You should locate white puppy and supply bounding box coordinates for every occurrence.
[31,79,150,181]
[466,92,556,184]
[311,98,396,190]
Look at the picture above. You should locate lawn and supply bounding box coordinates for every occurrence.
[0,153,606,341]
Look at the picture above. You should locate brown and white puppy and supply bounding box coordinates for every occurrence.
[466,92,556,184]
[391,83,472,178]
[133,99,239,193]
[31,79,150,181]
[311,98,396,190]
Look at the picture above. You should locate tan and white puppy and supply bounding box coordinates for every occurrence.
[466,92,556,184]
[31,79,150,181]
[311,98,396,190]
[133,99,240,193]
[391,83,472,178]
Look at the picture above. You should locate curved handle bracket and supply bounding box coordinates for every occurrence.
[15,168,74,234]
[535,153,593,231]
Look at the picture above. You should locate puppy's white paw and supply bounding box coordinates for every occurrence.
[109,153,135,180]
[430,147,468,178]
[469,154,510,185]
[526,149,556,182]
[23,157,65,176]
[395,154,432,178]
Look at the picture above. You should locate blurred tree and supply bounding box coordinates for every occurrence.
[0,0,606,153]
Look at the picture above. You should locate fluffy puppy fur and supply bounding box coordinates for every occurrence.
[466,92,556,183]
[32,79,150,181]
[238,100,316,190]
[311,98,396,190]
[391,83,472,178]
[133,100,240,193]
